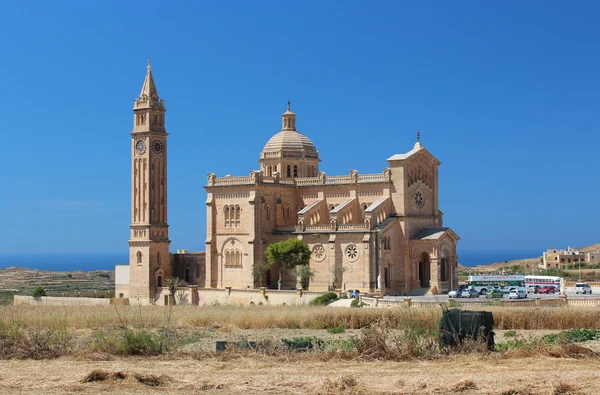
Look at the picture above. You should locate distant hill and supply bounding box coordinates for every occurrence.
[578,243,600,253]
[0,266,114,296]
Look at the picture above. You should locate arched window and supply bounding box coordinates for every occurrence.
[235,251,240,266]
[184,266,190,282]
[136,251,142,264]
[156,269,164,288]
[293,165,298,177]
[225,250,230,266]
[235,205,241,227]
[265,204,271,221]
[286,165,291,177]
[157,251,161,266]
[224,205,230,228]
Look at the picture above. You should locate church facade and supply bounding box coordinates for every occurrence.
[117,64,459,303]
[205,105,460,295]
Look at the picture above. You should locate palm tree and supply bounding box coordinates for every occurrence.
[165,277,181,305]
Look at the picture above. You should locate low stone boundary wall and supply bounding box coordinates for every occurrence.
[14,295,114,306]
[44,290,114,298]
[170,288,328,306]
[361,296,600,308]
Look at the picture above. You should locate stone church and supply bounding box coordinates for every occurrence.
[117,64,459,303]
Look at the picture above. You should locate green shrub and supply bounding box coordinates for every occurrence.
[494,340,527,352]
[310,292,338,306]
[543,329,600,344]
[327,325,345,334]
[121,329,167,355]
[350,299,365,308]
[504,330,517,338]
[30,286,47,298]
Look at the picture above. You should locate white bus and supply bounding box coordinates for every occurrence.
[524,275,562,290]
[467,275,526,295]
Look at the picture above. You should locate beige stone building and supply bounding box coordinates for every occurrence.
[541,247,600,269]
[117,64,460,302]
[205,103,460,295]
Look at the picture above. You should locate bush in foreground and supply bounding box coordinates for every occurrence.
[310,292,338,306]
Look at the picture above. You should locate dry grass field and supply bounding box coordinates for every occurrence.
[2,304,600,394]
[2,354,600,394]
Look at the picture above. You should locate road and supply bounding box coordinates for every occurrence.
[384,287,599,302]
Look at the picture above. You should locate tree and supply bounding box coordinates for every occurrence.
[265,239,311,290]
[165,277,181,305]
[251,261,271,287]
[31,285,47,298]
[291,264,315,290]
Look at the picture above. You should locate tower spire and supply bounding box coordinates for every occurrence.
[282,101,296,131]
[139,60,159,102]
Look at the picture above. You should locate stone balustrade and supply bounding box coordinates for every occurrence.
[337,223,366,230]
[326,176,352,184]
[304,224,335,231]
[358,173,388,183]
[213,176,254,186]
[294,177,320,185]
[207,170,391,187]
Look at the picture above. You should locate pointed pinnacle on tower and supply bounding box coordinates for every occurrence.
[140,60,159,101]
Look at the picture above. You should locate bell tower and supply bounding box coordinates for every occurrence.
[128,61,171,303]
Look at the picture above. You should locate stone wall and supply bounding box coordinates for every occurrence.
[171,252,205,285]
[14,296,112,306]
[151,287,329,306]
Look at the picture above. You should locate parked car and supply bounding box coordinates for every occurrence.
[526,285,540,294]
[485,288,503,299]
[508,289,527,299]
[461,288,479,298]
[575,283,592,295]
[449,285,469,298]
[538,286,556,294]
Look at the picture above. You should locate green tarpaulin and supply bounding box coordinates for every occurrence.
[439,308,494,350]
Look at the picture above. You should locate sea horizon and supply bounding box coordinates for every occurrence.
[0,249,543,272]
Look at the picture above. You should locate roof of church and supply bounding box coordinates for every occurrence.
[411,228,452,240]
[262,129,318,156]
[386,140,441,165]
[261,103,319,159]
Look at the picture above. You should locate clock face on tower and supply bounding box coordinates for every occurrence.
[135,140,146,155]
[153,140,163,154]
[414,190,425,209]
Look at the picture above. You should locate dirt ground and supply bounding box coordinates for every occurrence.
[1,328,599,394]
[1,354,600,394]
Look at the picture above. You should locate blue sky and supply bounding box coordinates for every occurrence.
[0,1,598,255]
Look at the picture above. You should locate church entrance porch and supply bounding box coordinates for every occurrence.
[418,253,431,288]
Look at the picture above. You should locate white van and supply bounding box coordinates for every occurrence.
[575,283,592,294]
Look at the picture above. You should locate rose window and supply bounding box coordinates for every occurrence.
[312,244,326,262]
[414,191,424,209]
[346,244,359,261]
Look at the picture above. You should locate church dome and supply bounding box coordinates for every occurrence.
[262,130,318,159]
[260,103,319,160]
